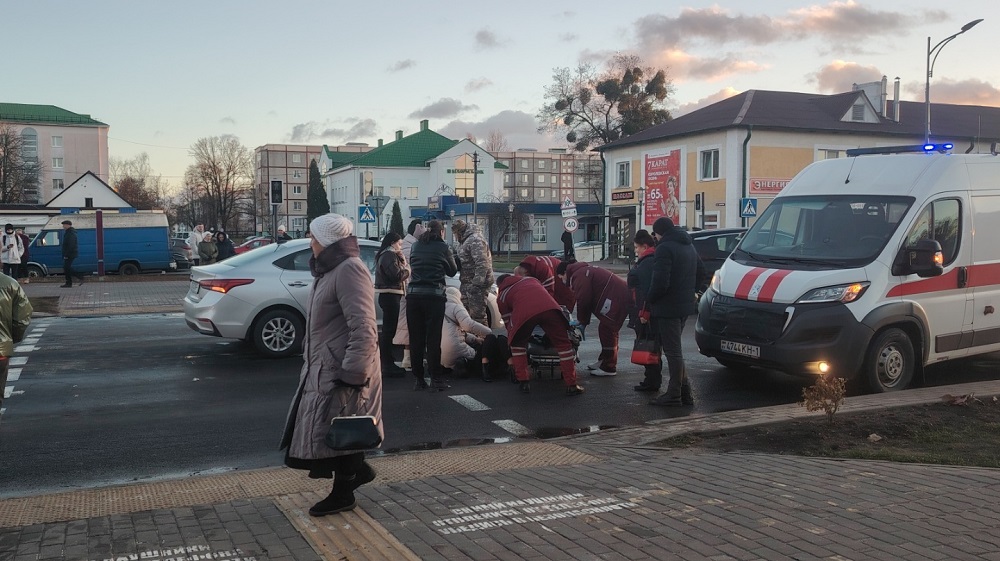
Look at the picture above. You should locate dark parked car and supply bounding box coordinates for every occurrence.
[689,228,747,290]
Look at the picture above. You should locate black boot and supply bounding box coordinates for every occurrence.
[413,374,428,391]
[519,381,530,393]
[309,479,356,516]
[481,362,492,383]
[350,461,377,492]
[681,383,694,406]
[430,376,451,391]
[383,363,407,378]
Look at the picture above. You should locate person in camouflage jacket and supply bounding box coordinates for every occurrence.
[452,220,494,326]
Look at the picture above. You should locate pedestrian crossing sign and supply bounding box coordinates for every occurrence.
[739,198,758,218]
[359,206,376,223]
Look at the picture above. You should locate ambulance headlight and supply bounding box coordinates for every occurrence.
[710,270,722,294]
[797,282,870,304]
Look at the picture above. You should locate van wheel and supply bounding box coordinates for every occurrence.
[863,328,914,393]
[27,265,44,278]
[252,309,303,358]
[716,358,756,372]
[119,263,139,276]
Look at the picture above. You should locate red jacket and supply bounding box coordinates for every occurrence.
[564,261,629,328]
[497,275,564,337]
[519,255,576,310]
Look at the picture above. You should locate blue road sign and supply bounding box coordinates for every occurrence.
[739,197,758,218]
[359,206,377,223]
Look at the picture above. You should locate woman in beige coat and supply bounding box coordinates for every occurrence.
[280,213,383,516]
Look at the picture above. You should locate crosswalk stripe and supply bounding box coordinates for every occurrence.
[493,419,533,436]
[10,356,28,366]
[449,394,491,411]
[7,368,20,382]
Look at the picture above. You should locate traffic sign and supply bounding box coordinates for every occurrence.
[561,207,578,218]
[739,198,758,218]
[359,206,377,223]
[561,197,576,209]
[563,216,579,232]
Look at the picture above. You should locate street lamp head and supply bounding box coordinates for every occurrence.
[961,19,984,32]
[508,203,514,213]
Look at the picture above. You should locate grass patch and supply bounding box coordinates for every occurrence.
[654,396,1000,468]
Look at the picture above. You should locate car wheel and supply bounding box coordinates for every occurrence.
[27,265,44,278]
[252,308,304,358]
[863,328,914,393]
[119,263,140,276]
[716,358,756,371]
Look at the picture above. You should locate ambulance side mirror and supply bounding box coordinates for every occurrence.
[893,239,944,278]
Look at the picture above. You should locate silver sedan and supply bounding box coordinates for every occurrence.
[184,238,500,358]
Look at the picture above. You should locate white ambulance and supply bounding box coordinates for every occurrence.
[695,145,1000,392]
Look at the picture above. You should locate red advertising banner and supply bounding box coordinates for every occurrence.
[749,177,790,195]
[644,151,680,226]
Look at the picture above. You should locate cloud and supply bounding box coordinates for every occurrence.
[474,29,504,50]
[559,33,577,42]
[651,49,767,82]
[905,78,1000,106]
[388,59,416,73]
[288,119,378,143]
[408,98,479,119]
[810,60,885,93]
[673,87,742,117]
[219,117,236,126]
[438,110,560,150]
[465,78,493,93]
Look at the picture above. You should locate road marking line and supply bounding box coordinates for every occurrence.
[3,386,11,399]
[493,419,533,436]
[10,356,27,366]
[449,394,491,411]
[7,368,20,382]
[21,338,40,345]
[14,345,37,352]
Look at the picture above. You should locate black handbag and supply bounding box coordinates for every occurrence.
[630,325,660,366]
[324,387,382,451]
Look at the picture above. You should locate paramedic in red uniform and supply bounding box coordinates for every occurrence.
[496,274,585,396]
[514,255,576,310]
[556,261,630,375]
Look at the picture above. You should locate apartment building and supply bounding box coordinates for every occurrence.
[0,103,109,204]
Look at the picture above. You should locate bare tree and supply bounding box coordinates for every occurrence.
[186,136,254,232]
[0,124,43,203]
[484,129,510,152]
[483,195,529,254]
[109,152,167,209]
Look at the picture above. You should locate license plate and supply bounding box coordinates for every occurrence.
[720,340,760,359]
[190,281,200,295]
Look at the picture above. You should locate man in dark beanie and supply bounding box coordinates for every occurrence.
[643,217,705,406]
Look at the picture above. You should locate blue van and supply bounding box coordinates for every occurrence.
[27,213,174,277]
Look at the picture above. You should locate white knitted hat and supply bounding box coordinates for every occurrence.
[310,214,353,247]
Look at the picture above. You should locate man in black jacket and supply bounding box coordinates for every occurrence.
[644,217,704,406]
[60,220,85,288]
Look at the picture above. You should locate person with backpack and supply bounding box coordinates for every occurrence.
[1,224,23,279]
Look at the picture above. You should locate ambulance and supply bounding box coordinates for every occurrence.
[695,144,1000,392]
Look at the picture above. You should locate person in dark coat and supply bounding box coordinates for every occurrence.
[627,230,661,392]
[561,230,575,260]
[60,220,85,287]
[645,217,706,406]
[15,228,31,283]
[374,232,409,377]
[515,255,575,310]
[406,220,458,391]
[215,231,236,261]
[280,213,382,517]
[557,260,630,375]
[496,274,584,396]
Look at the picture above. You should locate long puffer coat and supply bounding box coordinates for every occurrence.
[280,236,383,461]
[441,286,492,368]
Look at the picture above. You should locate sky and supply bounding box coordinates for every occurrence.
[6,1,999,192]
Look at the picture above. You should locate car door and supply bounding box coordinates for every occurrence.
[278,248,314,314]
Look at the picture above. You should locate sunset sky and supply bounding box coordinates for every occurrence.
[5,0,997,190]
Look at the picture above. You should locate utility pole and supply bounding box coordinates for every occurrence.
[472,151,479,225]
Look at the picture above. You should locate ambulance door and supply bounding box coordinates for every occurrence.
[968,194,1000,356]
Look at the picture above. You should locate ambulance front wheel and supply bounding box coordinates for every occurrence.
[863,328,914,393]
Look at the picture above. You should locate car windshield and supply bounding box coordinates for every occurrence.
[735,195,913,268]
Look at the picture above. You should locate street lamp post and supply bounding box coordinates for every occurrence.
[507,202,514,264]
[925,19,983,144]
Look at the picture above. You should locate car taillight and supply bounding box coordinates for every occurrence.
[199,279,255,294]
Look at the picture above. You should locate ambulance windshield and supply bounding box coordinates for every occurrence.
[735,195,913,267]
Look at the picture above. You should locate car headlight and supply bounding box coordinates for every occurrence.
[797,282,870,304]
[710,270,721,294]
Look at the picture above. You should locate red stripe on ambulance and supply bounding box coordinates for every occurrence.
[756,269,794,302]
[735,268,768,300]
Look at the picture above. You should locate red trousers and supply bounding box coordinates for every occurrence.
[509,309,578,386]
[596,317,623,371]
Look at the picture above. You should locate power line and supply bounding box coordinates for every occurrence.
[108,136,188,150]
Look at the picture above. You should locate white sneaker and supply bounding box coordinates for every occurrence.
[586,361,602,371]
[590,367,617,377]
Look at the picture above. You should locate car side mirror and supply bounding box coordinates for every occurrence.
[892,239,943,278]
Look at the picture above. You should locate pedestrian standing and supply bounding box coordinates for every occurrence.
[277,225,293,241]
[198,232,218,265]
[452,220,494,327]
[405,220,457,391]
[646,217,705,406]
[280,213,382,516]
[215,231,236,261]
[393,220,426,371]
[556,260,630,375]
[60,220,85,288]
[496,274,585,396]
[627,230,662,392]
[186,224,205,266]
[1,224,23,278]
[15,228,31,283]
[374,232,408,378]
[561,230,575,261]
[0,272,32,411]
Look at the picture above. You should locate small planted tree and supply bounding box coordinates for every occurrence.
[389,201,404,237]
[801,375,847,424]
[307,159,330,223]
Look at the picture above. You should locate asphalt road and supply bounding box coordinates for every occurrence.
[2,313,998,499]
